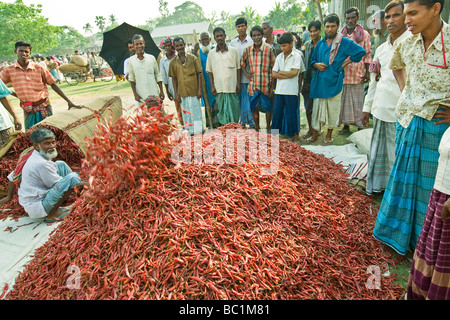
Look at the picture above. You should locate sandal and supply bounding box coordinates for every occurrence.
[305,136,318,143]
[322,138,334,146]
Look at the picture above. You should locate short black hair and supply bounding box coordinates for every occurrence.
[213,27,226,36]
[235,17,247,26]
[131,34,144,44]
[250,25,264,37]
[308,20,322,31]
[127,39,133,45]
[404,0,444,13]
[15,41,32,51]
[345,6,360,17]
[173,37,185,45]
[385,0,405,13]
[278,32,294,45]
[324,13,340,26]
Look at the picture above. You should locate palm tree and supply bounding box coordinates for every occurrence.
[240,6,257,28]
[83,22,93,35]
[95,16,106,33]
[109,14,118,26]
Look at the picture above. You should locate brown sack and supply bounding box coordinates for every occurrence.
[69,55,88,67]
[59,63,88,73]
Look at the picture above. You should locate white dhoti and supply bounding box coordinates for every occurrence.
[312,92,342,131]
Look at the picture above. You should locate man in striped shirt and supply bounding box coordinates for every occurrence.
[0,41,80,130]
[241,26,276,131]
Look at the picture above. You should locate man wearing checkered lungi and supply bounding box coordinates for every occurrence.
[338,7,373,134]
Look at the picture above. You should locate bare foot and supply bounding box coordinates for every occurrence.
[44,208,69,222]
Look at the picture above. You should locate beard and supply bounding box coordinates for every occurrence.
[200,43,212,54]
[40,148,58,160]
[326,32,337,39]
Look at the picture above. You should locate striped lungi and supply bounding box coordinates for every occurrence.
[373,116,449,255]
[180,96,203,135]
[338,83,364,129]
[366,117,396,195]
[407,189,450,300]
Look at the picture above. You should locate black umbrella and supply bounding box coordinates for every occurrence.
[99,22,161,75]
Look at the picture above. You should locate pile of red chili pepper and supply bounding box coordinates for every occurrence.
[3,107,406,300]
[0,125,85,220]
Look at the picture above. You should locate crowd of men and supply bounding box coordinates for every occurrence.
[0,0,449,300]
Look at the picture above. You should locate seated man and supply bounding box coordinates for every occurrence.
[0,127,85,222]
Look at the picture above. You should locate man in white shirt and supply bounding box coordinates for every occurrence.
[124,40,136,81]
[1,128,85,222]
[128,34,165,106]
[206,27,241,126]
[229,17,255,128]
[271,33,305,141]
[159,37,183,126]
[361,0,410,195]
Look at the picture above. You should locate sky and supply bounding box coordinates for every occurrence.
[6,0,279,34]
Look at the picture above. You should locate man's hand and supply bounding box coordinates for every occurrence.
[236,83,241,94]
[211,86,217,97]
[433,105,450,125]
[314,63,327,72]
[375,72,381,82]
[68,101,82,110]
[0,196,12,207]
[175,95,181,105]
[13,119,22,131]
[361,112,370,127]
[167,91,174,101]
[245,71,254,82]
[442,198,450,222]
[197,89,203,100]
[362,71,370,83]
[134,93,142,103]
[193,43,200,56]
[159,91,165,102]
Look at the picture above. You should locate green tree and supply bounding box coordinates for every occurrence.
[44,26,88,56]
[0,0,61,57]
[83,22,93,35]
[95,16,106,33]
[108,14,118,27]
[240,6,258,28]
[265,0,305,30]
[158,0,169,18]
[155,1,208,27]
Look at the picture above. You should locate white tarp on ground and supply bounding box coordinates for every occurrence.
[302,143,369,180]
[0,214,59,294]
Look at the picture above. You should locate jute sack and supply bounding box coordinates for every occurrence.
[69,55,88,67]
[59,63,88,73]
[0,96,123,160]
[40,96,123,156]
